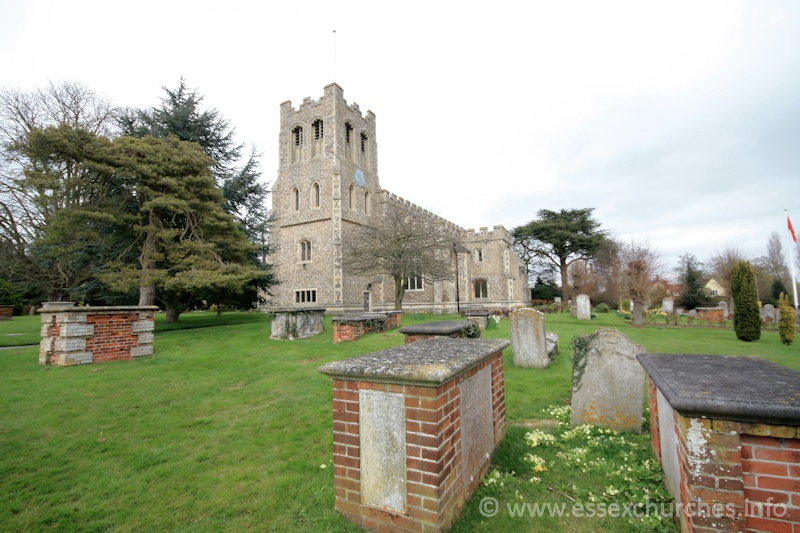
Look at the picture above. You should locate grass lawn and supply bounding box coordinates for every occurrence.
[0,311,797,531]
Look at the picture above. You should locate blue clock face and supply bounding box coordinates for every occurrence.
[354,169,365,187]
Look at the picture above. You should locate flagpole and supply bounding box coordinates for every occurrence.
[787,210,799,308]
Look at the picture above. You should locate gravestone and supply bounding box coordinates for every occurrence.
[546,332,559,358]
[554,297,562,303]
[661,297,674,314]
[762,304,776,324]
[509,308,549,368]
[570,329,646,432]
[576,294,591,320]
[688,309,697,319]
[718,300,728,318]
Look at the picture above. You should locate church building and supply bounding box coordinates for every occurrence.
[266,84,529,314]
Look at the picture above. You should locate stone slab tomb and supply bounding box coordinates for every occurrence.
[509,308,550,368]
[39,303,157,366]
[399,320,475,344]
[318,338,509,532]
[269,307,326,340]
[639,353,800,532]
[570,329,646,432]
[332,311,402,343]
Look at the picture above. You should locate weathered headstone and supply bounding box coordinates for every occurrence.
[762,304,776,324]
[546,332,559,358]
[661,297,674,314]
[688,309,697,319]
[576,294,591,320]
[718,301,728,318]
[554,296,562,303]
[509,308,549,368]
[570,329,646,432]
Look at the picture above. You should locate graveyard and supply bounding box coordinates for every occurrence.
[0,310,798,531]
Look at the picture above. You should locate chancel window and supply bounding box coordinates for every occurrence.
[405,274,423,291]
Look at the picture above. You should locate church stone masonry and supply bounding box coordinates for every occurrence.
[267,83,529,314]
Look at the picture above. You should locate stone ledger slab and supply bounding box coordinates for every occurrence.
[460,366,493,486]
[319,338,510,386]
[637,353,800,425]
[360,389,406,512]
[398,320,472,336]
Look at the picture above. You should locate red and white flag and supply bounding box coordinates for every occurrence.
[789,215,797,243]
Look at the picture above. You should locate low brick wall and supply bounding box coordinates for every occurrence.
[640,353,800,532]
[39,304,158,366]
[0,305,13,320]
[319,338,508,532]
[696,308,726,323]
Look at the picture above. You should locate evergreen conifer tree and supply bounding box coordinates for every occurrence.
[731,260,761,341]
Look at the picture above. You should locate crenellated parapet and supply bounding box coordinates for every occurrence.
[462,225,514,244]
[380,190,465,234]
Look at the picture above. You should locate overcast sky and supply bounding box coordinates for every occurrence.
[2,0,799,277]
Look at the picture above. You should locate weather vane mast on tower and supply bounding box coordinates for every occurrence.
[333,29,337,83]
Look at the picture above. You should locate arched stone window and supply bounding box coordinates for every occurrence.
[292,187,300,213]
[360,132,369,167]
[311,119,323,158]
[291,126,303,164]
[349,184,355,210]
[299,239,312,263]
[312,182,321,208]
[364,190,371,215]
[345,122,354,160]
[473,279,488,299]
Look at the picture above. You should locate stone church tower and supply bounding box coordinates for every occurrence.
[267,84,529,314]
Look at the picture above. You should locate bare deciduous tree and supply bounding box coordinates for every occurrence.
[342,199,457,309]
[707,244,748,310]
[617,239,663,326]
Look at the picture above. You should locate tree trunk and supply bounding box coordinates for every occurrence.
[394,277,405,310]
[166,304,181,323]
[139,284,155,306]
[139,211,158,306]
[632,300,645,326]
[560,259,570,302]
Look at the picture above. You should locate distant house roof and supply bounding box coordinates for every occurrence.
[705,279,727,297]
